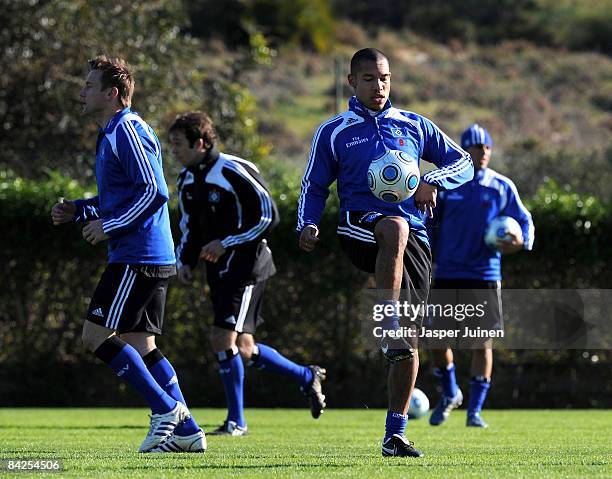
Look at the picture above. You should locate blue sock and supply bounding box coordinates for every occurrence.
[468,376,491,417]
[249,344,313,390]
[144,349,200,436]
[217,346,245,428]
[94,336,176,414]
[435,362,459,398]
[384,410,408,441]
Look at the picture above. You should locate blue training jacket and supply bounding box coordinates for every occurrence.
[297,96,474,248]
[73,108,175,265]
[432,167,535,281]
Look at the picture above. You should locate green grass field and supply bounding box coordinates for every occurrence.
[0,408,610,478]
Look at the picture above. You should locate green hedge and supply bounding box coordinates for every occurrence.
[0,172,610,407]
[504,179,612,288]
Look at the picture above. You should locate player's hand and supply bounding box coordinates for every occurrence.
[413,182,437,218]
[177,265,194,284]
[51,198,76,225]
[299,225,319,252]
[200,239,226,263]
[82,219,110,245]
[496,231,523,255]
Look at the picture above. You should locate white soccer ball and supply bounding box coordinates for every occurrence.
[367,149,420,203]
[484,215,523,250]
[408,387,430,419]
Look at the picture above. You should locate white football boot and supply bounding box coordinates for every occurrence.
[139,401,190,452]
[208,420,248,436]
[149,429,206,453]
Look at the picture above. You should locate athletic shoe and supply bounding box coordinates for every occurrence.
[381,434,424,457]
[208,420,248,436]
[149,429,207,453]
[466,413,489,428]
[139,401,190,452]
[301,365,327,419]
[429,388,463,426]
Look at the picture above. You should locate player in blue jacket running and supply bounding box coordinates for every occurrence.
[297,48,474,458]
[428,123,534,428]
[51,55,204,453]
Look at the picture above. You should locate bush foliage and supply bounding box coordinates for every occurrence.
[0,172,609,407]
[1,0,610,408]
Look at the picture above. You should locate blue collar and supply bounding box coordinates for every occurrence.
[348,96,392,117]
[475,168,488,181]
[100,107,133,134]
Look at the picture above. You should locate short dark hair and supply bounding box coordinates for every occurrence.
[169,111,218,148]
[350,48,389,75]
[88,55,134,108]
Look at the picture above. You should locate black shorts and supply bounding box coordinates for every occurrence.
[87,264,173,335]
[206,240,276,285]
[337,210,432,311]
[427,278,503,348]
[209,279,266,334]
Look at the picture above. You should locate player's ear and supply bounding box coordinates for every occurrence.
[107,86,119,102]
[194,138,205,152]
[197,138,214,152]
[348,73,356,89]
